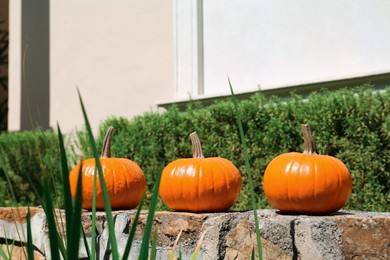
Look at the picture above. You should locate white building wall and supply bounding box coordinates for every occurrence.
[202,0,390,95]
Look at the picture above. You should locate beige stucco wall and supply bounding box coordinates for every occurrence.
[9,1,174,133]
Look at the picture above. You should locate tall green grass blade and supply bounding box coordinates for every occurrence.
[179,245,182,260]
[77,88,119,259]
[76,89,96,259]
[37,129,60,205]
[81,226,91,260]
[0,246,8,260]
[0,226,10,260]
[170,229,182,260]
[26,207,34,260]
[229,78,263,260]
[150,230,158,260]
[8,244,14,260]
[42,170,62,259]
[122,196,145,259]
[91,168,97,260]
[57,125,73,246]
[138,167,163,260]
[191,229,207,260]
[0,152,27,259]
[26,130,61,243]
[68,162,83,260]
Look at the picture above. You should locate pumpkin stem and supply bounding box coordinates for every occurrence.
[101,126,114,158]
[301,124,317,155]
[190,132,205,158]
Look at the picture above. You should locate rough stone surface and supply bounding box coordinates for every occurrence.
[0,245,45,259]
[0,207,388,259]
[337,214,390,259]
[0,207,41,223]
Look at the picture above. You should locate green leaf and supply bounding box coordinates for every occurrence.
[229,78,263,260]
[7,240,15,258]
[0,226,11,260]
[26,207,34,260]
[0,246,8,260]
[0,152,26,258]
[68,162,83,260]
[81,225,91,260]
[122,196,145,259]
[77,88,119,260]
[191,229,207,260]
[170,229,182,260]
[91,168,97,260]
[150,230,158,260]
[42,170,62,259]
[57,124,73,247]
[138,166,163,259]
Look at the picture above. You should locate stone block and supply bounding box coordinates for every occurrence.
[0,207,388,259]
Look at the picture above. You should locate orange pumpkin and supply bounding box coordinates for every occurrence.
[159,132,242,212]
[263,124,352,214]
[69,126,146,210]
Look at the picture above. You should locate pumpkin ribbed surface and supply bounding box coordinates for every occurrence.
[159,157,241,212]
[69,157,146,210]
[159,132,242,212]
[263,152,352,214]
[69,126,146,210]
[263,124,352,214]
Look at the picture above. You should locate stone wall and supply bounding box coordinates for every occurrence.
[0,207,388,259]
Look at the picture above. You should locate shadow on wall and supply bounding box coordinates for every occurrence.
[21,0,50,130]
[0,0,9,131]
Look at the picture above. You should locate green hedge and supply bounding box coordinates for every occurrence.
[76,86,389,212]
[0,130,62,206]
[0,86,389,212]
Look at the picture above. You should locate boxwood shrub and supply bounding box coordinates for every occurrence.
[76,85,389,212]
[0,130,62,206]
[0,85,388,212]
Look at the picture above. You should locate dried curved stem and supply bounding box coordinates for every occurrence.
[190,132,205,158]
[101,126,114,158]
[301,124,317,155]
